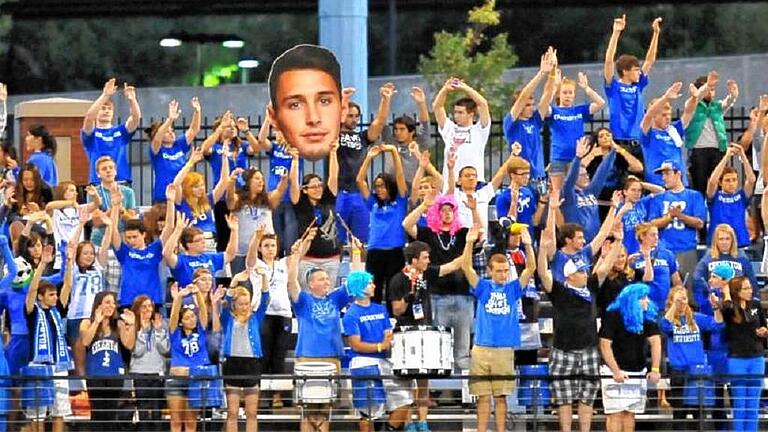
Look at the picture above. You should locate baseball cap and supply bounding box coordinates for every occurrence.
[563,259,590,278]
[653,159,682,174]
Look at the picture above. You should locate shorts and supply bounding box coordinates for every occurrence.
[349,357,413,419]
[25,370,72,420]
[7,335,31,379]
[548,160,571,176]
[166,377,189,397]
[549,346,600,406]
[468,346,515,397]
[600,365,648,414]
[66,319,83,346]
[223,357,261,389]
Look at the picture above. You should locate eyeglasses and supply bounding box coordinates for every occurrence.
[303,182,324,190]
[305,266,325,284]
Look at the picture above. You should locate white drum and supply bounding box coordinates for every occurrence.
[390,325,453,376]
[293,362,338,405]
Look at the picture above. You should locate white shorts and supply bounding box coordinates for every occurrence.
[600,365,647,415]
[25,370,72,420]
[349,357,414,419]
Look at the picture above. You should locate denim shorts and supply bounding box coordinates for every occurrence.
[166,377,189,397]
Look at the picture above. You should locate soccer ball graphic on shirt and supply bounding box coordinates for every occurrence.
[8,257,33,290]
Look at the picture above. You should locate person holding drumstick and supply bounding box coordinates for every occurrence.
[388,241,466,431]
[286,224,363,432]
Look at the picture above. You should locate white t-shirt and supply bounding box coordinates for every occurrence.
[67,262,105,320]
[454,183,496,235]
[251,258,291,318]
[439,119,491,182]
[53,205,87,269]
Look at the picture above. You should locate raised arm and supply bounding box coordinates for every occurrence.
[603,15,625,83]
[512,48,553,120]
[587,149,618,195]
[27,247,54,314]
[460,228,480,288]
[172,147,204,204]
[151,100,180,155]
[286,229,315,303]
[682,75,713,128]
[402,192,433,239]
[168,283,185,332]
[200,111,231,155]
[223,213,239,264]
[411,86,431,125]
[355,146,380,201]
[367,83,394,142]
[244,226,265,270]
[595,228,623,285]
[614,142,643,173]
[162,212,188,269]
[185,97,202,145]
[578,72,606,114]
[0,235,16,289]
[159,185,177,245]
[212,146,234,203]
[537,229,554,293]
[517,230,537,288]
[327,140,339,196]
[455,80,491,128]
[542,189,560,261]
[288,146,301,204]
[123,83,141,133]
[721,79,739,112]
[735,144,757,197]
[641,82,683,133]
[707,146,734,199]
[83,79,118,134]
[432,77,454,130]
[740,96,768,151]
[588,191,621,253]
[642,18,662,75]
[253,107,274,153]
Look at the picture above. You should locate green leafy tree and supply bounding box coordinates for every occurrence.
[418,0,518,119]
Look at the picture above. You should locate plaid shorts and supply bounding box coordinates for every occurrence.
[549,346,600,406]
[472,249,488,280]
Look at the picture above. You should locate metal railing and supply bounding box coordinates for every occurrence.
[4,369,766,431]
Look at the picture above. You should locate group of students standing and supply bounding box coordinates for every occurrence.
[0,11,765,432]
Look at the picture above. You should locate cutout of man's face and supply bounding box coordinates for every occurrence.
[268,69,347,161]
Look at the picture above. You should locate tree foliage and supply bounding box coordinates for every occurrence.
[418,0,518,118]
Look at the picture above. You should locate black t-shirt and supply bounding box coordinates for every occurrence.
[416,226,469,295]
[293,185,341,258]
[338,130,373,192]
[599,310,661,372]
[722,300,768,358]
[388,265,441,326]
[549,276,599,350]
[25,302,66,363]
[597,273,630,318]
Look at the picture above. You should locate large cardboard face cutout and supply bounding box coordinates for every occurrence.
[268,44,348,161]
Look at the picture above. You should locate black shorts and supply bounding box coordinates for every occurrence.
[222,357,261,389]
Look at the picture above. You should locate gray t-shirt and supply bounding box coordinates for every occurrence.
[380,121,433,181]
[230,321,254,358]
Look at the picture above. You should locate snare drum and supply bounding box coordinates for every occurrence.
[189,365,224,408]
[20,364,55,409]
[390,325,453,376]
[294,362,339,405]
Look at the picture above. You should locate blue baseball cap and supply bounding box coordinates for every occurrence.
[653,159,682,174]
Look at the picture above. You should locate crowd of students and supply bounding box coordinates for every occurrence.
[0,13,766,432]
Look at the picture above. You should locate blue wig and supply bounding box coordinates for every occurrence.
[606,283,658,334]
[346,270,373,298]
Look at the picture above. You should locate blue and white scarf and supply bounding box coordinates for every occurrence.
[565,282,592,303]
[33,304,72,371]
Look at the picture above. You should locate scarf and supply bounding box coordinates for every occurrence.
[666,123,684,149]
[565,282,592,303]
[33,304,72,370]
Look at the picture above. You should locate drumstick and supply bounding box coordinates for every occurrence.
[299,218,317,241]
[335,215,361,247]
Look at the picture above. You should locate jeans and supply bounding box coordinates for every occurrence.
[335,191,369,244]
[690,147,723,196]
[728,356,765,431]
[272,200,298,257]
[431,294,473,370]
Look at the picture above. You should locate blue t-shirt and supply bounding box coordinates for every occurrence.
[641,120,687,186]
[150,136,190,203]
[495,185,537,227]
[292,289,350,358]
[27,151,58,186]
[502,112,545,178]
[171,253,225,287]
[552,245,593,284]
[647,189,706,253]
[621,196,651,254]
[86,333,124,376]
[342,302,392,359]
[604,74,650,140]
[708,190,750,247]
[177,193,216,235]
[661,313,722,372]
[268,142,303,204]
[546,104,591,162]
[366,195,408,250]
[206,141,250,186]
[630,247,678,309]
[472,279,522,348]
[81,123,135,184]
[115,240,164,306]
[170,324,210,368]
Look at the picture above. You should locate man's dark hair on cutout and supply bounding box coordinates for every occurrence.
[268,44,342,108]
